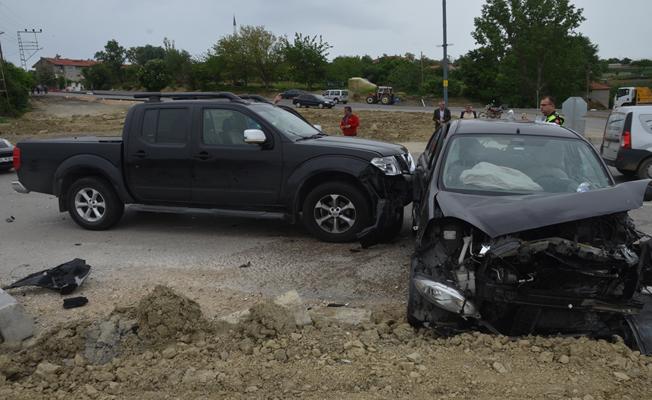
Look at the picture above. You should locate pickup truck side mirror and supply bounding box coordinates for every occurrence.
[244,129,266,145]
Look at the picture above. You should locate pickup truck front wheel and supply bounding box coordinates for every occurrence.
[302,182,370,242]
[67,177,124,230]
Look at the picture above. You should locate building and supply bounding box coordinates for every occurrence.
[32,56,98,91]
[588,82,611,109]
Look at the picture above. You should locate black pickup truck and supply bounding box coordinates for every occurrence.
[12,93,413,243]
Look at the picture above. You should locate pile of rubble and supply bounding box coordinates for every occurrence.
[1,286,652,399]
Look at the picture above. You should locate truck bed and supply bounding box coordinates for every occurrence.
[17,136,123,195]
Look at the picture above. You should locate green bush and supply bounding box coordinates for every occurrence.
[0,61,34,116]
[138,59,170,91]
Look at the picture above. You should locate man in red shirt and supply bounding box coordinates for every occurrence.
[340,106,360,136]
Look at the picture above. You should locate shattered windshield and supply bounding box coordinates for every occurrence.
[251,104,321,139]
[442,134,611,194]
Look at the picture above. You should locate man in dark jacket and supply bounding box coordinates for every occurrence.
[433,100,451,130]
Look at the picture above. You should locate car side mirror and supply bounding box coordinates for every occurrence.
[645,184,652,202]
[313,124,322,131]
[244,129,266,144]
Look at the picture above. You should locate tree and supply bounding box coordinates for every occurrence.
[188,55,221,91]
[213,33,251,86]
[469,0,591,106]
[239,26,283,88]
[138,59,170,91]
[94,39,126,85]
[326,56,365,84]
[126,45,166,66]
[34,62,56,87]
[0,61,34,116]
[282,33,331,89]
[163,38,192,87]
[82,63,113,90]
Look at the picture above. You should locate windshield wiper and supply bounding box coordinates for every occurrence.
[295,132,327,141]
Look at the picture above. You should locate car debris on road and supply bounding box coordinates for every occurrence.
[4,258,91,295]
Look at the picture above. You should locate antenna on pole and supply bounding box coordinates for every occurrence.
[17,28,43,70]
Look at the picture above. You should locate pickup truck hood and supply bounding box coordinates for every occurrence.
[297,136,407,157]
[435,180,650,238]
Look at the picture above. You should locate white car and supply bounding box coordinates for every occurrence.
[322,89,348,104]
[600,105,652,178]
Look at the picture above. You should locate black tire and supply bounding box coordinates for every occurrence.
[302,182,371,242]
[67,177,124,230]
[343,101,348,104]
[637,158,652,180]
[333,98,339,104]
[381,95,390,105]
[318,103,324,109]
[295,103,301,108]
[366,96,375,104]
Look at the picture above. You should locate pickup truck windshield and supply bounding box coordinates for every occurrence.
[442,135,611,194]
[251,104,321,139]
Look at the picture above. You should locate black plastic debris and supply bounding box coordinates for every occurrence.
[239,261,251,268]
[3,258,91,295]
[5,216,15,223]
[63,296,89,309]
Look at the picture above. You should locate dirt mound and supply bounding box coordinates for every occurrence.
[133,285,207,343]
[1,286,652,400]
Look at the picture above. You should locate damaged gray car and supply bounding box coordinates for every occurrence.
[409,119,652,354]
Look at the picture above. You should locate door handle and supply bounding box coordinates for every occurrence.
[133,150,147,159]
[193,151,212,161]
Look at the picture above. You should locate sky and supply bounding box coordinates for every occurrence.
[0,0,650,68]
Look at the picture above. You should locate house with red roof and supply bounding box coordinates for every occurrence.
[32,56,98,91]
[588,82,611,109]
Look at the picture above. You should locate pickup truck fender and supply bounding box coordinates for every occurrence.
[53,154,134,211]
[284,155,377,221]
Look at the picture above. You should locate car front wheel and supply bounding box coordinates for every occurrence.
[638,158,652,179]
[302,182,371,242]
[67,177,124,230]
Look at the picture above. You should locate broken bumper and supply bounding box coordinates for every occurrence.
[12,180,29,193]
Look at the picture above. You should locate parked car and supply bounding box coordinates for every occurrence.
[0,138,14,171]
[600,105,652,179]
[12,92,413,243]
[323,89,349,104]
[280,89,307,99]
[293,94,335,109]
[408,118,652,354]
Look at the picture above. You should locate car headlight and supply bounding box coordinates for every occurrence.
[371,156,402,175]
[405,152,416,173]
[414,278,480,318]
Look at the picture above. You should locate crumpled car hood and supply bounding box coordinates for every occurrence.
[435,179,650,238]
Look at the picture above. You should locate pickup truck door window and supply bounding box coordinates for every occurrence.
[125,107,193,203]
[192,108,283,208]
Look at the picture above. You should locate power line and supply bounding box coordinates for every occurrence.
[17,28,42,70]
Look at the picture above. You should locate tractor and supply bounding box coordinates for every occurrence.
[365,86,395,105]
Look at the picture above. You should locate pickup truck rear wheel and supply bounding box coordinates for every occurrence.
[302,182,371,242]
[67,177,124,230]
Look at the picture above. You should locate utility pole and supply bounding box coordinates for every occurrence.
[0,32,10,104]
[17,28,42,70]
[441,0,449,108]
[420,51,424,89]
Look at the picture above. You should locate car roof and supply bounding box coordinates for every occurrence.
[614,105,652,113]
[451,119,581,139]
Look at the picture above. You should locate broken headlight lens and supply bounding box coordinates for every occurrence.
[371,156,402,175]
[414,278,480,318]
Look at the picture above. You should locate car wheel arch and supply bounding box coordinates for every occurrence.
[293,170,373,220]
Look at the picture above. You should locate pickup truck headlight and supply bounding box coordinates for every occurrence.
[371,156,402,175]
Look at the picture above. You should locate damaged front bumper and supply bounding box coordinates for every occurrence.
[357,170,413,247]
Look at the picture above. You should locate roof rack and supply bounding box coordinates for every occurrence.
[133,92,247,103]
[238,94,272,104]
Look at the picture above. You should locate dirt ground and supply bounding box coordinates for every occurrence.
[1,286,651,400]
[0,96,435,144]
[2,96,651,399]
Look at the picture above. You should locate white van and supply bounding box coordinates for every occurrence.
[322,89,348,104]
[600,105,652,178]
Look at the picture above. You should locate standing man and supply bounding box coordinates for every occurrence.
[460,104,477,119]
[340,106,360,136]
[540,95,565,126]
[433,100,451,130]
